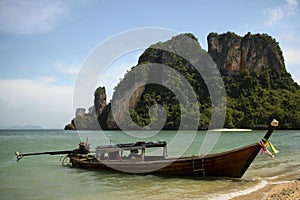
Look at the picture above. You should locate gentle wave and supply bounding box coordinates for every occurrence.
[210,179,268,200]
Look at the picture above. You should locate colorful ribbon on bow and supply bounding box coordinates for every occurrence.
[258,138,279,158]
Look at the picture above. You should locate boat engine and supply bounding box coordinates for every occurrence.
[73,142,90,154]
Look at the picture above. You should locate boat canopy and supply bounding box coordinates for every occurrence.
[96,141,166,151]
[95,141,167,161]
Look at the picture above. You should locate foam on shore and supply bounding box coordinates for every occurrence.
[211,179,268,200]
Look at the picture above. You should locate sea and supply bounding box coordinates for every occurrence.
[0,129,299,200]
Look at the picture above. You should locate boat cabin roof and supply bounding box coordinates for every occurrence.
[96,141,166,152]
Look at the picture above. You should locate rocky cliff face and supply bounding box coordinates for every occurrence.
[208,32,285,73]
[94,87,107,115]
[108,73,146,130]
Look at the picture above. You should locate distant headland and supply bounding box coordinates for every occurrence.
[0,125,43,130]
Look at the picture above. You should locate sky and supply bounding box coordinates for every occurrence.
[0,0,299,129]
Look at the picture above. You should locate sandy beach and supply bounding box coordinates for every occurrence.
[265,180,300,200]
[231,179,300,200]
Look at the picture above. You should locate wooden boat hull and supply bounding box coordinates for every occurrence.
[70,121,279,178]
[69,143,261,178]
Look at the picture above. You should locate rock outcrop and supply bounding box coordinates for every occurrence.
[75,108,86,117]
[65,87,108,130]
[94,87,107,115]
[208,32,285,73]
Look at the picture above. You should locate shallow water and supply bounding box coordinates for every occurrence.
[0,129,299,200]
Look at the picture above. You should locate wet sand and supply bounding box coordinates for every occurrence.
[230,179,300,200]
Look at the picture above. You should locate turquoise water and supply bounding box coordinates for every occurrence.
[0,129,299,200]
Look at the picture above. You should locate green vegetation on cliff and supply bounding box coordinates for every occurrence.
[65,32,300,130]
[117,32,300,129]
[223,70,299,128]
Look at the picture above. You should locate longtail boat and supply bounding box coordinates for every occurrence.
[16,119,279,178]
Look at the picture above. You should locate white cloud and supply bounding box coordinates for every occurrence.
[53,61,81,75]
[265,0,298,27]
[0,0,68,34]
[266,8,284,27]
[37,76,57,83]
[0,78,74,128]
[286,0,298,7]
[283,48,300,84]
[62,67,81,75]
[285,0,299,16]
[0,0,94,35]
[283,48,300,65]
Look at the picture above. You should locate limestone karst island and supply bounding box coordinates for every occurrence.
[65,32,300,130]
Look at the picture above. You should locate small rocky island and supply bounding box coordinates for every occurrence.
[65,32,300,130]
